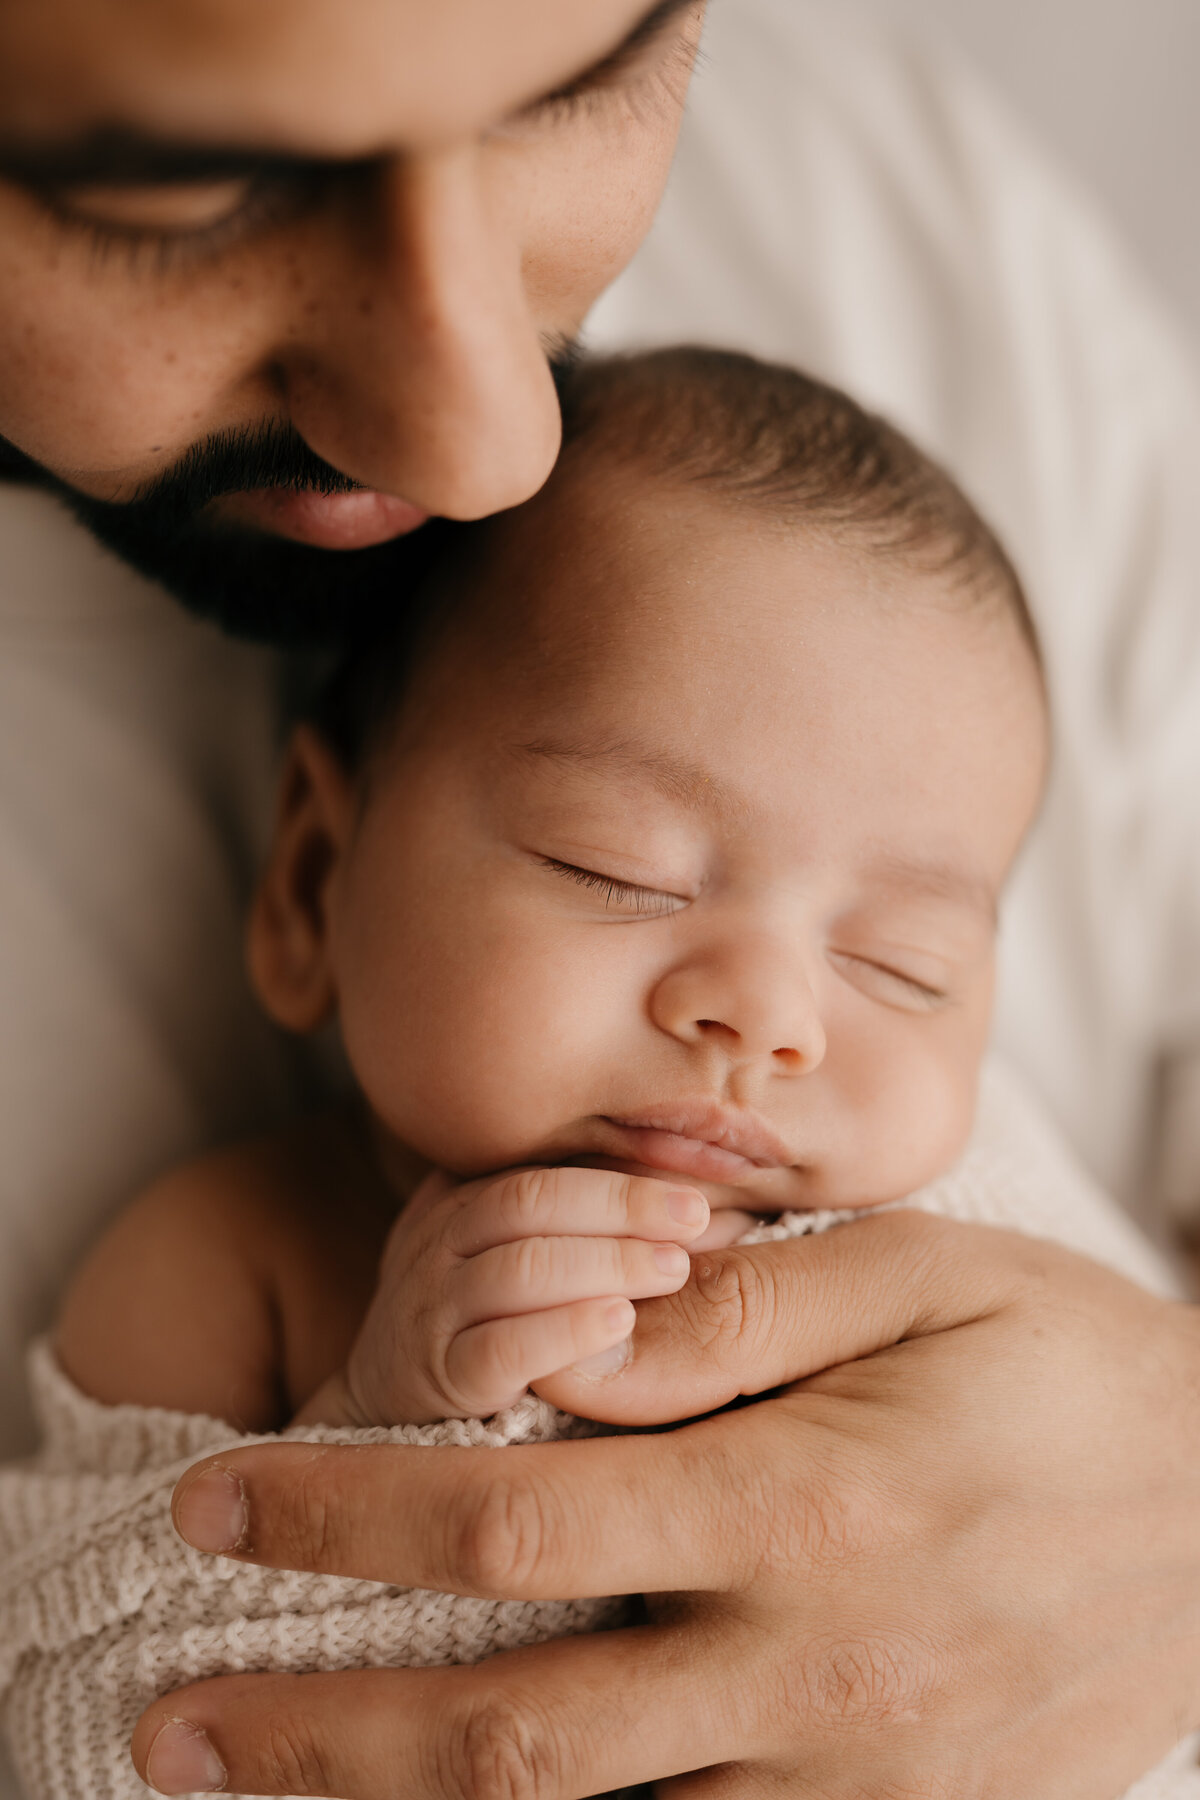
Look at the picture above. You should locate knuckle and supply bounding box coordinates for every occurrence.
[269,1453,338,1568]
[617,1173,641,1220]
[505,1168,554,1229]
[800,1633,941,1734]
[448,1691,562,1800]
[736,1452,887,1584]
[797,1461,885,1568]
[257,1708,336,1797]
[681,1250,775,1367]
[457,1322,526,1399]
[511,1234,554,1292]
[449,1472,557,1595]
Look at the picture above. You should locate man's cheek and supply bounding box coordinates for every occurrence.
[500,109,683,328]
[0,215,273,488]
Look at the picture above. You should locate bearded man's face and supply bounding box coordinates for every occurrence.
[0,1,702,637]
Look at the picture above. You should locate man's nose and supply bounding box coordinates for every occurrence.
[274,147,563,518]
[649,935,828,1075]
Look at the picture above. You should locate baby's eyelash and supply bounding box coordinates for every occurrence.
[541,858,679,919]
[874,965,948,1005]
[832,949,950,1010]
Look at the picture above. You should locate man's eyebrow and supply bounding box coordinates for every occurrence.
[0,129,336,189]
[513,734,744,819]
[0,0,698,189]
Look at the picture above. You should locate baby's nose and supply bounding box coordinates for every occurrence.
[650,942,827,1072]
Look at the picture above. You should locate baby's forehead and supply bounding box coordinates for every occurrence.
[444,460,1034,702]
[422,473,1043,785]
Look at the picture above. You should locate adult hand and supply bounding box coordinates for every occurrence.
[134,1211,1200,1799]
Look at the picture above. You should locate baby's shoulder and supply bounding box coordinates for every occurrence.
[54,1112,389,1430]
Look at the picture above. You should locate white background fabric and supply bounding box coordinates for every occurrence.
[872,0,1200,348]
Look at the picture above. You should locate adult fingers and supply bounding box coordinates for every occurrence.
[168,1213,1027,1594]
[536,1207,1035,1424]
[133,1623,742,1800]
[172,1416,757,1596]
[445,1297,635,1413]
[427,1165,709,1255]
[453,1234,690,1322]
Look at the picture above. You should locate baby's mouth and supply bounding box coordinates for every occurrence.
[598,1124,761,1185]
[590,1106,797,1188]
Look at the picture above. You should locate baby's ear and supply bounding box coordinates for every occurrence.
[246,725,356,1033]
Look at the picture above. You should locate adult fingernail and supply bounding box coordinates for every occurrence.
[666,1187,708,1227]
[654,1242,690,1276]
[145,1718,228,1794]
[571,1337,632,1380]
[173,1466,249,1554]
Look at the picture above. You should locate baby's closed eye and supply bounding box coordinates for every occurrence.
[827,946,953,1011]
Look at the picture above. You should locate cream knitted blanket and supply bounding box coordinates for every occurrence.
[1,1061,1197,1800]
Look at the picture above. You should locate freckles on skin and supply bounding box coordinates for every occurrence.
[0,192,284,484]
[0,5,702,500]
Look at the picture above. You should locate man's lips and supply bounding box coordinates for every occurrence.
[212,487,430,550]
[598,1104,796,1185]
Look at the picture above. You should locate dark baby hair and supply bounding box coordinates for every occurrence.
[315,345,1038,766]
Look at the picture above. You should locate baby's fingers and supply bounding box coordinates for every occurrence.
[455,1235,691,1324]
[423,1166,709,1256]
[445,1298,636,1414]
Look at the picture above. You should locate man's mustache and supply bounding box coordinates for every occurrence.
[0,419,359,522]
[0,332,583,642]
[129,423,363,524]
[0,329,583,525]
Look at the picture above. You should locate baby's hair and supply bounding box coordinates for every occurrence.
[558,347,1035,643]
[315,346,1039,766]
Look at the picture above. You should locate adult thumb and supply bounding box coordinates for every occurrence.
[535,1208,1023,1424]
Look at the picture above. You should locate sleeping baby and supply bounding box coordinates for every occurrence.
[0,348,1190,1800]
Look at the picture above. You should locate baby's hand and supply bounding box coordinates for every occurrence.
[296,1166,710,1426]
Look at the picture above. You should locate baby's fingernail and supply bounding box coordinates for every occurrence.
[667,1187,708,1227]
[654,1243,690,1276]
[571,1337,633,1380]
[173,1466,249,1554]
[145,1718,227,1794]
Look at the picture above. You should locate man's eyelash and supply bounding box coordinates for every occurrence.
[36,174,313,273]
[521,2,700,126]
[541,858,678,918]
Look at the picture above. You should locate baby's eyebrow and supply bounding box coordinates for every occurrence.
[511,735,747,821]
[864,851,999,925]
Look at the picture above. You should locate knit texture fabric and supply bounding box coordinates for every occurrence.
[0,1061,1195,1799]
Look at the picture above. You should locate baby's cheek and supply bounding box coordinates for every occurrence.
[896,1051,980,1193]
[841,1034,983,1205]
[341,955,599,1174]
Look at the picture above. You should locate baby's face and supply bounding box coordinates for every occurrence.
[319,469,1046,1221]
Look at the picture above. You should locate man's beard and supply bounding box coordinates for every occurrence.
[0,346,577,645]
